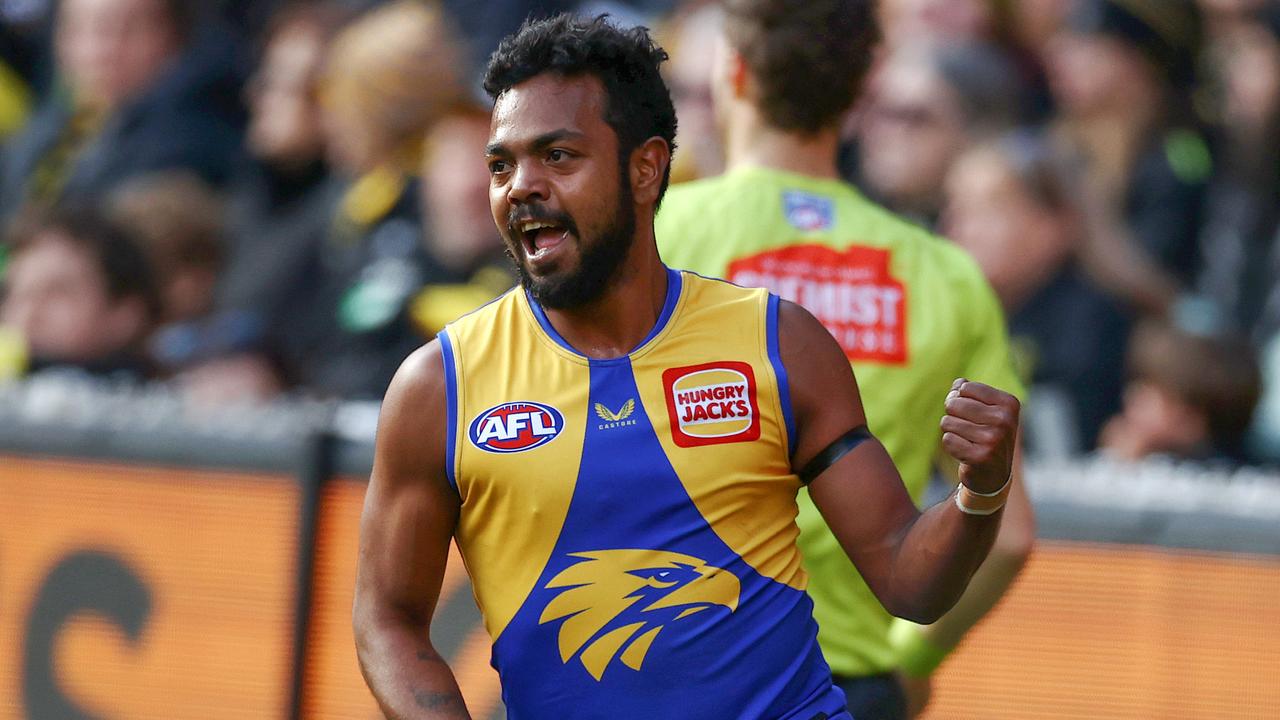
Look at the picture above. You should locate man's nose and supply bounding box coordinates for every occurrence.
[507,162,549,206]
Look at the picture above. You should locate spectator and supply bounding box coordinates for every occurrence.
[852,40,1025,227]
[1196,5,1280,336]
[1008,0,1073,52]
[317,0,464,180]
[108,171,225,325]
[411,106,515,337]
[1101,313,1262,463]
[418,108,501,278]
[662,1,725,184]
[0,0,245,219]
[879,0,1013,48]
[266,0,467,399]
[943,133,1132,453]
[146,4,353,405]
[218,1,351,326]
[1044,0,1209,310]
[877,0,1059,119]
[0,205,160,381]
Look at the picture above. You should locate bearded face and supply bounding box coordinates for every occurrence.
[503,159,635,310]
[486,73,640,310]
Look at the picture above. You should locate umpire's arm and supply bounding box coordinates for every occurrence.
[354,342,471,720]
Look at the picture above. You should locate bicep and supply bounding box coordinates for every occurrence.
[356,342,459,626]
[778,301,918,586]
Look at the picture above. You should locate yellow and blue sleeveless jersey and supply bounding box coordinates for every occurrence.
[656,167,1025,677]
[439,268,849,719]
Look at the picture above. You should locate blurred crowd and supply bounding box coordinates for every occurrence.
[0,0,1277,467]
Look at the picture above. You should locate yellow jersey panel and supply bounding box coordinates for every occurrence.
[633,274,807,590]
[442,289,591,642]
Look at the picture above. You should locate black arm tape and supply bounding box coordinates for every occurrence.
[798,425,874,485]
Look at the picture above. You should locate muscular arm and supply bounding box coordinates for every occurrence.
[780,301,1016,623]
[914,450,1033,650]
[353,342,471,720]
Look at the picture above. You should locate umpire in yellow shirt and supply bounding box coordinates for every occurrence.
[656,1,1036,717]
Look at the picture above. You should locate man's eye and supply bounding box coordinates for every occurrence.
[548,149,567,162]
[488,160,508,174]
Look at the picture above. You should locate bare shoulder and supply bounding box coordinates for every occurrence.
[373,340,450,481]
[385,340,447,408]
[777,299,855,386]
[776,299,866,465]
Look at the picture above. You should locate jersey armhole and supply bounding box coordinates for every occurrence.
[437,328,461,494]
[765,294,798,458]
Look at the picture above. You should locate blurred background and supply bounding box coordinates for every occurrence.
[0,0,1278,718]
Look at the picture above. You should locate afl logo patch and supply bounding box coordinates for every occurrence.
[469,401,564,453]
[783,190,834,231]
[662,362,761,448]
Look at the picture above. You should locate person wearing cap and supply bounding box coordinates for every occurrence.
[1044,0,1211,314]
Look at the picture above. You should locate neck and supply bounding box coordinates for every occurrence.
[724,102,841,179]
[539,220,669,360]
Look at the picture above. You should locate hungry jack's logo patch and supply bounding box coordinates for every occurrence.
[662,362,761,447]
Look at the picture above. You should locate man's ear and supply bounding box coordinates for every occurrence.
[727,48,750,99]
[629,136,671,207]
[711,32,750,101]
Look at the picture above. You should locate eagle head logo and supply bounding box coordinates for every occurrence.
[538,549,740,681]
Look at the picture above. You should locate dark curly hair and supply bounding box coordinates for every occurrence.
[483,14,678,203]
[724,0,880,134]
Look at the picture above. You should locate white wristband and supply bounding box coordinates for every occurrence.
[954,476,1011,516]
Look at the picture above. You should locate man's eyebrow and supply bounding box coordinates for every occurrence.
[485,129,586,157]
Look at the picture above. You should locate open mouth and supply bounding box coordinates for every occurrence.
[517,219,570,263]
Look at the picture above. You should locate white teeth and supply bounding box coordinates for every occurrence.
[520,220,558,233]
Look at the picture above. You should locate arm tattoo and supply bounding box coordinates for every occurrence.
[413,690,469,718]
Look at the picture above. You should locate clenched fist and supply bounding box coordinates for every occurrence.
[939,378,1020,494]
